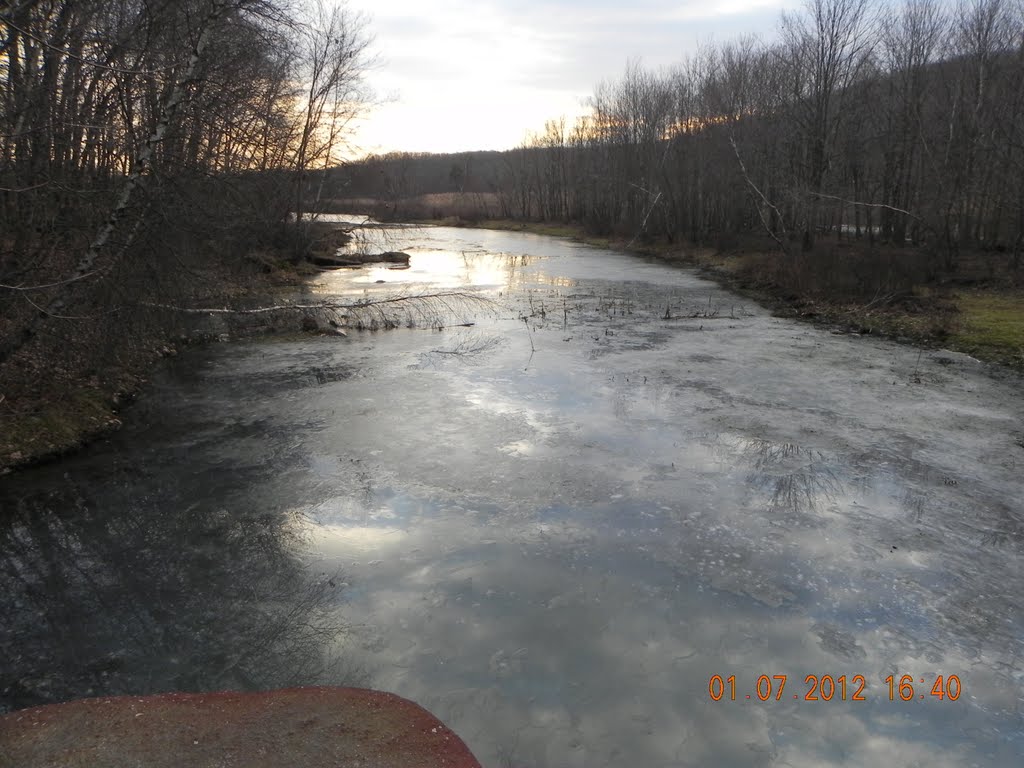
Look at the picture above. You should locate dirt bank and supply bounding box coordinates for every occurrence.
[0,687,481,768]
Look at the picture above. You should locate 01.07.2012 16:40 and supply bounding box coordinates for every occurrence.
[707,674,963,702]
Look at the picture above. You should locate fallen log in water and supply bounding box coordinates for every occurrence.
[310,251,411,268]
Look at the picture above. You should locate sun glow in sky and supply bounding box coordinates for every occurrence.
[345,0,796,157]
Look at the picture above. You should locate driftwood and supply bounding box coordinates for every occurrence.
[142,291,495,333]
[309,251,411,268]
[142,290,483,315]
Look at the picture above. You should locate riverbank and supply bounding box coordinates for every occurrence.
[662,246,1023,368]
[410,216,1024,372]
[0,227,348,475]
[5,215,1020,474]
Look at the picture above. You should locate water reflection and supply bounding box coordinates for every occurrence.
[0,475,353,713]
[726,437,843,514]
[313,223,681,299]
[310,489,1022,768]
[3,224,1023,765]
[417,332,507,368]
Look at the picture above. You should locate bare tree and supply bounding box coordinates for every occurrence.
[291,0,372,231]
[879,0,946,244]
[0,0,375,400]
[779,0,877,250]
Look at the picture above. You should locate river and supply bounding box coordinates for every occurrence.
[2,224,1023,766]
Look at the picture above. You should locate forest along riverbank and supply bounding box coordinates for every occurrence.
[2,224,1022,766]
[0,222,358,475]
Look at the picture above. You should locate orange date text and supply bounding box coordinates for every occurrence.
[708,674,962,702]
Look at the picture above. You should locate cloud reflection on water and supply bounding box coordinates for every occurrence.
[3,225,1022,766]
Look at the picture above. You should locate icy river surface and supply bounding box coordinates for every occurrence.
[2,225,1024,766]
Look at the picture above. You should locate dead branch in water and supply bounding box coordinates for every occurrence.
[141,291,496,332]
[141,291,492,315]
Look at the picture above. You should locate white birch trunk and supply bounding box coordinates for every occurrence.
[57,0,230,296]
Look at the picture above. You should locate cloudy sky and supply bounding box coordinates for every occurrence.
[345,0,796,157]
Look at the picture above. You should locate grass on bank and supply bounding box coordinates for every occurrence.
[0,389,117,466]
[952,292,1024,367]
[676,246,1022,368]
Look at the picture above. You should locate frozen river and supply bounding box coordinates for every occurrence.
[2,225,1023,766]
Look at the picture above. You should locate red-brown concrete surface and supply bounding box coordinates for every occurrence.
[0,687,482,768]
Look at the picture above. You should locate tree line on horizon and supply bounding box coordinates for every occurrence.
[338,0,1024,280]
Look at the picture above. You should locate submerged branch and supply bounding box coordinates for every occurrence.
[429,334,504,358]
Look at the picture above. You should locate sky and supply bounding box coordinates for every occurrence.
[343,0,798,157]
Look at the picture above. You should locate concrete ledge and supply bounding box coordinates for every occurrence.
[0,687,481,768]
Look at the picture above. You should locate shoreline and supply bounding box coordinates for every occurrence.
[3,216,1021,474]
[0,257,315,476]
[408,216,1023,373]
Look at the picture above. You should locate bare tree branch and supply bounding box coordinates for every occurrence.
[627,191,662,248]
[806,191,922,220]
[0,182,49,193]
[730,136,791,253]
[59,0,233,296]
[140,291,494,315]
[0,272,101,292]
[0,14,175,77]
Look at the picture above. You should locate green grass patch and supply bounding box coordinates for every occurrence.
[0,388,116,468]
[951,292,1024,367]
